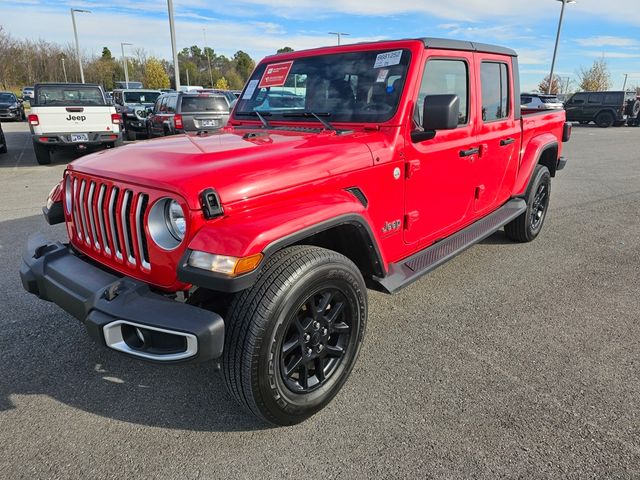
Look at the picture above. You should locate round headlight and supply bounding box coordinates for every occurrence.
[147,197,187,250]
[64,176,72,213]
[166,199,186,241]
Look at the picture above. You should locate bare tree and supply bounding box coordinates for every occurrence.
[538,75,562,94]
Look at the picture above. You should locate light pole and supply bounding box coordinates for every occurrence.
[328,32,350,45]
[121,42,133,88]
[61,57,68,83]
[70,8,91,83]
[547,0,576,94]
[167,0,181,91]
[203,28,213,87]
[622,74,629,91]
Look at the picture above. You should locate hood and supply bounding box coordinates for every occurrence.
[0,102,18,108]
[69,128,379,209]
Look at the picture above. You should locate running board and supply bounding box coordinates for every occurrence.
[375,198,527,293]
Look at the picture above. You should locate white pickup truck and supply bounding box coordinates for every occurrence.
[28,83,122,165]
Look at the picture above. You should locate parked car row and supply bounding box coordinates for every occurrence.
[0,91,26,121]
[520,90,640,128]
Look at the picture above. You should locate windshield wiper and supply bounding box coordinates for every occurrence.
[235,110,272,128]
[283,111,336,132]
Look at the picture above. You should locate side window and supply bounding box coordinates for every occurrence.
[154,97,163,113]
[480,62,510,122]
[588,93,604,104]
[167,95,178,113]
[416,58,469,126]
[604,93,620,104]
[521,96,533,105]
[571,93,587,104]
[159,96,167,113]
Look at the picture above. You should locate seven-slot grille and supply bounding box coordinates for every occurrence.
[68,174,151,271]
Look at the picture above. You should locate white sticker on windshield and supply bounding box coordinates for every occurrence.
[242,79,259,100]
[374,50,403,69]
[376,69,389,83]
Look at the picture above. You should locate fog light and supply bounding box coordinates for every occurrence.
[188,251,263,276]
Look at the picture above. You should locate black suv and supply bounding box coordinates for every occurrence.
[146,91,230,137]
[565,91,640,127]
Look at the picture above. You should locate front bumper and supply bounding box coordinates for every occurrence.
[32,131,121,147]
[123,118,147,132]
[20,235,224,364]
[0,110,21,120]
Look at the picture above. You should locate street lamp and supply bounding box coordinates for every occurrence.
[328,32,350,45]
[203,28,214,87]
[547,0,576,94]
[70,8,91,83]
[61,57,68,83]
[622,74,629,91]
[167,0,181,91]
[121,42,133,88]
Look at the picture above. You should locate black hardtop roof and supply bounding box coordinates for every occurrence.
[420,38,517,57]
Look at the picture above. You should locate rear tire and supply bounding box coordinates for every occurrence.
[595,111,614,128]
[505,165,551,243]
[222,246,367,426]
[125,129,136,141]
[33,141,51,165]
[0,139,7,154]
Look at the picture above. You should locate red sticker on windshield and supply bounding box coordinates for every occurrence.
[258,61,293,88]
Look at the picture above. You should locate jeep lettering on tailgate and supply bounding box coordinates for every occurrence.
[21,38,570,426]
[66,114,87,121]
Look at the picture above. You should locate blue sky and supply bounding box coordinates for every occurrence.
[2,0,639,91]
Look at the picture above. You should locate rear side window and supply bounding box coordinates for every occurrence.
[604,93,621,104]
[416,58,469,125]
[480,62,510,122]
[180,95,229,113]
[521,96,533,105]
[166,95,178,113]
[36,85,105,106]
[588,93,603,104]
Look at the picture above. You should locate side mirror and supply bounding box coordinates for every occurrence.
[412,94,460,143]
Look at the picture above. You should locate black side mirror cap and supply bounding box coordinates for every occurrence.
[411,94,460,143]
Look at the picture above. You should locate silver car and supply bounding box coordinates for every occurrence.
[521,93,564,110]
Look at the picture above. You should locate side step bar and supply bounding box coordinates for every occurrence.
[375,198,527,293]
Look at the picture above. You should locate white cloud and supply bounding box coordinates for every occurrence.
[576,36,639,47]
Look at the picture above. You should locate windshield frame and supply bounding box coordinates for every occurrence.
[233,48,412,125]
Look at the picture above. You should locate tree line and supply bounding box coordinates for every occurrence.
[538,57,640,95]
[0,26,256,91]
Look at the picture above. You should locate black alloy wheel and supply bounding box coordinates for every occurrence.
[279,288,352,393]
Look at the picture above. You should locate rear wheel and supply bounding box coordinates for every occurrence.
[0,136,7,154]
[125,128,137,141]
[33,141,51,165]
[222,246,367,426]
[505,165,551,243]
[595,111,614,128]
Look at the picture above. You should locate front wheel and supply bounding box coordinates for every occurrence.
[222,246,367,426]
[505,165,551,243]
[125,128,137,141]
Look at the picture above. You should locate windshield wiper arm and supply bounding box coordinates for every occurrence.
[235,110,272,128]
[282,111,336,131]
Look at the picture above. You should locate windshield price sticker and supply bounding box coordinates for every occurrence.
[242,79,259,99]
[258,61,294,88]
[374,50,403,69]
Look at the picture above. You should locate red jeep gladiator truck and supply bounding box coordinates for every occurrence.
[20,38,570,426]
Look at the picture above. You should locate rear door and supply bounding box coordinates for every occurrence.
[180,95,230,131]
[472,55,521,216]
[403,50,477,245]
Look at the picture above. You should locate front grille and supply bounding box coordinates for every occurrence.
[69,174,151,271]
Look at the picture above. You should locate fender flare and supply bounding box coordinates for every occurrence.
[177,195,385,293]
[514,135,558,196]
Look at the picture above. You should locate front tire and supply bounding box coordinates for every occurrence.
[125,128,137,141]
[505,165,551,243]
[33,141,51,165]
[222,246,367,426]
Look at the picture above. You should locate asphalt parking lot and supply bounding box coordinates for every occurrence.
[1,121,639,479]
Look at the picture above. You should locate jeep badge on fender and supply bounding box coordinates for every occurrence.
[20,37,570,426]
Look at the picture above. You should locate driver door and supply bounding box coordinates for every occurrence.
[403,50,477,245]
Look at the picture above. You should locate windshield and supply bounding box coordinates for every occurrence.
[124,91,161,104]
[35,85,105,106]
[0,93,17,103]
[181,95,229,113]
[236,49,411,123]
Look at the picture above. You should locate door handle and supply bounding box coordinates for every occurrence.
[459,147,480,157]
[500,138,515,146]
